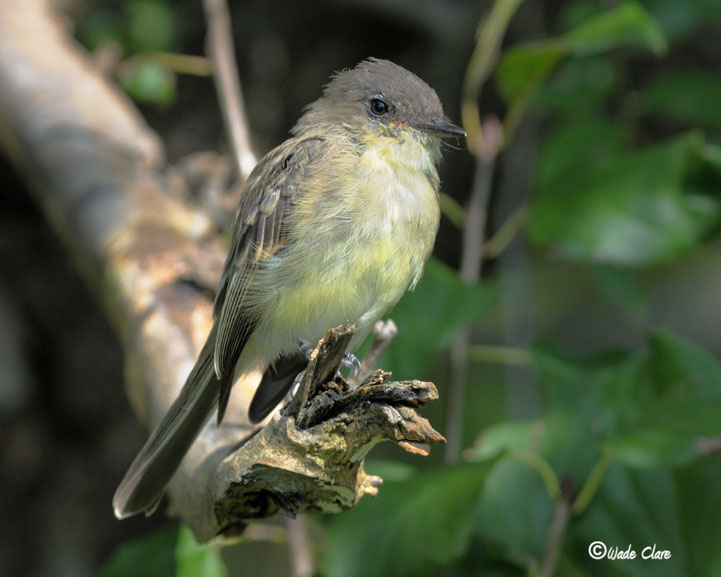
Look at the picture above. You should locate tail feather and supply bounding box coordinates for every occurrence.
[113,340,220,519]
[113,331,306,517]
[248,353,307,423]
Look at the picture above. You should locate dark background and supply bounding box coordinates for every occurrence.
[1,0,721,576]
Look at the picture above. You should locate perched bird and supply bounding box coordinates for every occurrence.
[113,57,465,519]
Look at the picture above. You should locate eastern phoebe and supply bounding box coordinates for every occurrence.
[113,57,465,518]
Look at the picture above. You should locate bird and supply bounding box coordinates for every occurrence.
[113,57,465,519]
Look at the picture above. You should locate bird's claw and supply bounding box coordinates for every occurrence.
[296,340,360,383]
[298,341,314,360]
[290,369,306,397]
[289,353,358,400]
[340,352,361,380]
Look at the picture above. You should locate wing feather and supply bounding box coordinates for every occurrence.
[211,137,324,422]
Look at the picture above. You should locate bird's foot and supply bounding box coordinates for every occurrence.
[297,340,359,380]
[298,341,314,360]
[290,369,307,397]
[340,352,361,380]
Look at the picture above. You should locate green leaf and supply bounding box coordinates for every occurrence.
[78,10,125,52]
[466,419,539,460]
[604,334,721,468]
[495,1,666,115]
[642,69,721,131]
[125,0,176,53]
[529,132,721,265]
[570,464,685,577]
[464,333,721,573]
[175,525,227,577]
[603,403,705,469]
[533,57,621,114]
[527,333,721,469]
[562,1,667,56]
[467,411,601,567]
[121,60,177,106]
[323,461,499,577]
[472,457,553,564]
[649,330,721,400]
[675,455,721,576]
[590,265,650,318]
[495,44,563,110]
[529,338,634,412]
[467,410,598,478]
[364,460,418,483]
[557,0,605,32]
[642,0,721,42]
[535,118,631,189]
[100,526,178,577]
[594,354,659,436]
[381,258,497,378]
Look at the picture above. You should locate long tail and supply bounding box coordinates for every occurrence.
[113,335,220,519]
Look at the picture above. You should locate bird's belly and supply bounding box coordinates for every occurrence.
[254,156,439,356]
[262,233,416,352]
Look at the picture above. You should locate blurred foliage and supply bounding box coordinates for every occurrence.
[518,0,721,266]
[530,131,721,264]
[79,0,177,54]
[324,460,500,577]
[641,69,721,131]
[78,0,179,105]
[101,525,178,577]
[102,525,226,577]
[120,59,177,106]
[93,0,721,575]
[381,258,498,378]
[495,1,667,136]
[175,525,227,577]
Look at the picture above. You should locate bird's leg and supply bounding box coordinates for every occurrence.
[288,341,314,398]
[290,369,306,397]
[340,352,361,380]
[298,341,314,360]
[290,341,360,397]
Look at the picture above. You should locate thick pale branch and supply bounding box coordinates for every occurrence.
[0,0,444,541]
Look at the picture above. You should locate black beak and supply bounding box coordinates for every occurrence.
[415,118,467,138]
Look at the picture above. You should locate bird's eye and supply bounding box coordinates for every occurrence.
[369,97,389,116]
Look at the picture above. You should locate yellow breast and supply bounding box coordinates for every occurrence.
[257,132,441,353]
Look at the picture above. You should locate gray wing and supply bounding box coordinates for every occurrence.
[212,137,324,423]
[112,138,325,517]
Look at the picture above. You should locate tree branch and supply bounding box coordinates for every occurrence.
[202,0,256,183]
[213,324,444,536]
[445,117,504,465]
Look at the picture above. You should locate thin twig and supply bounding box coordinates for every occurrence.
[132,52,214,76]
[572,449,611,515]
[445,118,504,465]
[494,0,545,421]
[459,119,503,283]
[482,205,528,259]
[466,344,533,367]
[284,517,314,577]
[354,319,399,384]
[438,192,466,229]
[444,0,524,466]
[461,0,525,154]
[202,0,256,182]
[510,451,560,500]
[538,476,574,577]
